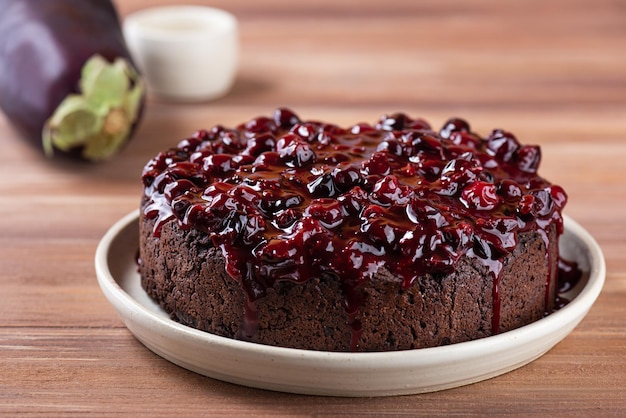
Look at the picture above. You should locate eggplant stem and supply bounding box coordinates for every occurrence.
[104,108,128,136]
[42,54,144,161]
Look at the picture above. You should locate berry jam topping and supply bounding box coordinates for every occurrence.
[142,108,568,343]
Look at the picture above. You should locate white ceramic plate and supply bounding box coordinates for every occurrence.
[95,211,605,397]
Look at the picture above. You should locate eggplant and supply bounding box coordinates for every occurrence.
[0,0,145,161]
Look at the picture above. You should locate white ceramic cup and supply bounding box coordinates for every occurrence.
[123,6,239,102]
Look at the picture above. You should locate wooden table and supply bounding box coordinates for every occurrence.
[1,0,625,415]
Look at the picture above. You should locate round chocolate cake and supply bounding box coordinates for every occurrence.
[139,108,567,352]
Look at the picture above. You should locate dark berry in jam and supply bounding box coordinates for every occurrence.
[514,145,541,174]
[486,129,520,162]
[273,107,300,129]
[377,113,404,131]
[439,117,470,139]
[142,108,567,346]
[276,133,316,168]
[461,181,501,211]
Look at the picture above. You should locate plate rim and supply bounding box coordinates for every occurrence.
[95,210,606,396]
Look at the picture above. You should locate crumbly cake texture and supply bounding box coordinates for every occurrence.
[138,108,566,352]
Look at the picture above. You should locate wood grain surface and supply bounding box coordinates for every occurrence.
[1,0,625,415]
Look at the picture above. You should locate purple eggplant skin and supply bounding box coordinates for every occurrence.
[0,0,145,161]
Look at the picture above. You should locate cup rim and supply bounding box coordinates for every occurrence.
[123,6,238,43]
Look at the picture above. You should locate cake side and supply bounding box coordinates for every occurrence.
[140,209,557,352]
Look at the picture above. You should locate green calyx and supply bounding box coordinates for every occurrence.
[42,54,144,161]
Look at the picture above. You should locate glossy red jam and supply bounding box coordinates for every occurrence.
[142,108,568,339]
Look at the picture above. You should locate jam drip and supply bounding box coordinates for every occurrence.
[553,258,583,310]
[141,108,567,345]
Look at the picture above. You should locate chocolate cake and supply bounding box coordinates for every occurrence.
[138,108,567,352]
